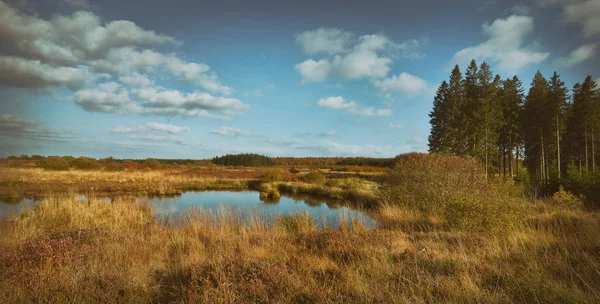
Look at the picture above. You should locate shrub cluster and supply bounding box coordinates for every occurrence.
[35,156,70,171]
[381,153,524,233]
[302,170,327,185]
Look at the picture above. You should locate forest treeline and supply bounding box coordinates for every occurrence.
[429,59,599,202]
[211,154,275,167]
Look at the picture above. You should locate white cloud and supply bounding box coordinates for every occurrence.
[74,82,245,119]
[296,27,354,55]
[119,73,153,87]
[556,44,597,67]
[0,2,235,101]
[74,82,138,113]
[146,122,189,134]
[0,2,178,65]
[317,96,392,117]
[372,72,434,97]
[295,59,332,82]
[451,15,549,74]
[564,0,600,37]
[295,28,424,82]
[318,131,337,137]
[133,87,247,111]
[108,126,141,133]
[210,126,259,137]
[387,123,404,129]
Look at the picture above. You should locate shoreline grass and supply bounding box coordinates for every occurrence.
[1,195,599,303]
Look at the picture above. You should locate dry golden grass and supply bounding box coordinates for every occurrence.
[1,195,599,303]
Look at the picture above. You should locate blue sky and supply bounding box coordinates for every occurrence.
[0,0,598,158]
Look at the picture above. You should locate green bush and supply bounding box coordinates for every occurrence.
[70,157,102,170]
[549,186,584,210]
[36,156,70,171]
[144,158,160,170]
[381,153,524,233]
[278,212,316,234]
[302,170,327,185]
[261,169,283,183]
[289,167,299,174]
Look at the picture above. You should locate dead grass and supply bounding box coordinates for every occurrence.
[1,195,599,303]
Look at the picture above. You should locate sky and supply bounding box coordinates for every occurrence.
[0,0,599,159]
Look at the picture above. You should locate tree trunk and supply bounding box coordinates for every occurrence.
[585,126,589,172]
[485,128,488,180]
[593,126,596,173]
[509,132,513,178]
[557,114,561,180]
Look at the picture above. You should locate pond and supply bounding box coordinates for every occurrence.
[0,191,377,228]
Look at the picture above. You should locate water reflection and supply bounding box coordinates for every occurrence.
[0,191,376,228]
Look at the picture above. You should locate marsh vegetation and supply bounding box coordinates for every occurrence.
[1,153,599,303]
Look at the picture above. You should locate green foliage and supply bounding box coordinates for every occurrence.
[69,157,102,170]
[36,156,70,171]
[289,167,299,174]
[144,158,160,170]
[104,162,125,172]
[212,153,274,167]
[261,169,283,183]
[382,154,523,233]
[335,157,394,167]
[277,212,316,234]
[302,170,327,185]
[550,186,584,209]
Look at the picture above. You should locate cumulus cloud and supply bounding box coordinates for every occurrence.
[296,27,354,55]
[0,2,236,105]
[556,44,597,67]
[450,15,549,74]
[210,126,259,137]
[317,96,392,117]
[0,2,178,64]
[74,82,245,119]
[146,122,189,134]
[372,72,434,98]
[563,0,600,37]
[295,28,424,82]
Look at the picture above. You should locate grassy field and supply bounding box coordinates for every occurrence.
[1,154,599,303]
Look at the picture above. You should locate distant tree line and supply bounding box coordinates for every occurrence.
[336,157,395,167]
[429,59,599,201]
[211,153,275,167]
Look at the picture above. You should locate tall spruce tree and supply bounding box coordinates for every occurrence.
[547,72,569,180]
[429,81,450,153]
[523,71,550,183]
[446,65,467,155]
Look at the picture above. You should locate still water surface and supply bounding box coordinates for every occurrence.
[0,191,376,228]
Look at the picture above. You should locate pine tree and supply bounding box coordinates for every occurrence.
[476,62,502,177]
[547,72,569,180]
[429,81,450,153]
[523,71,550,183]
[445,65,467,155]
